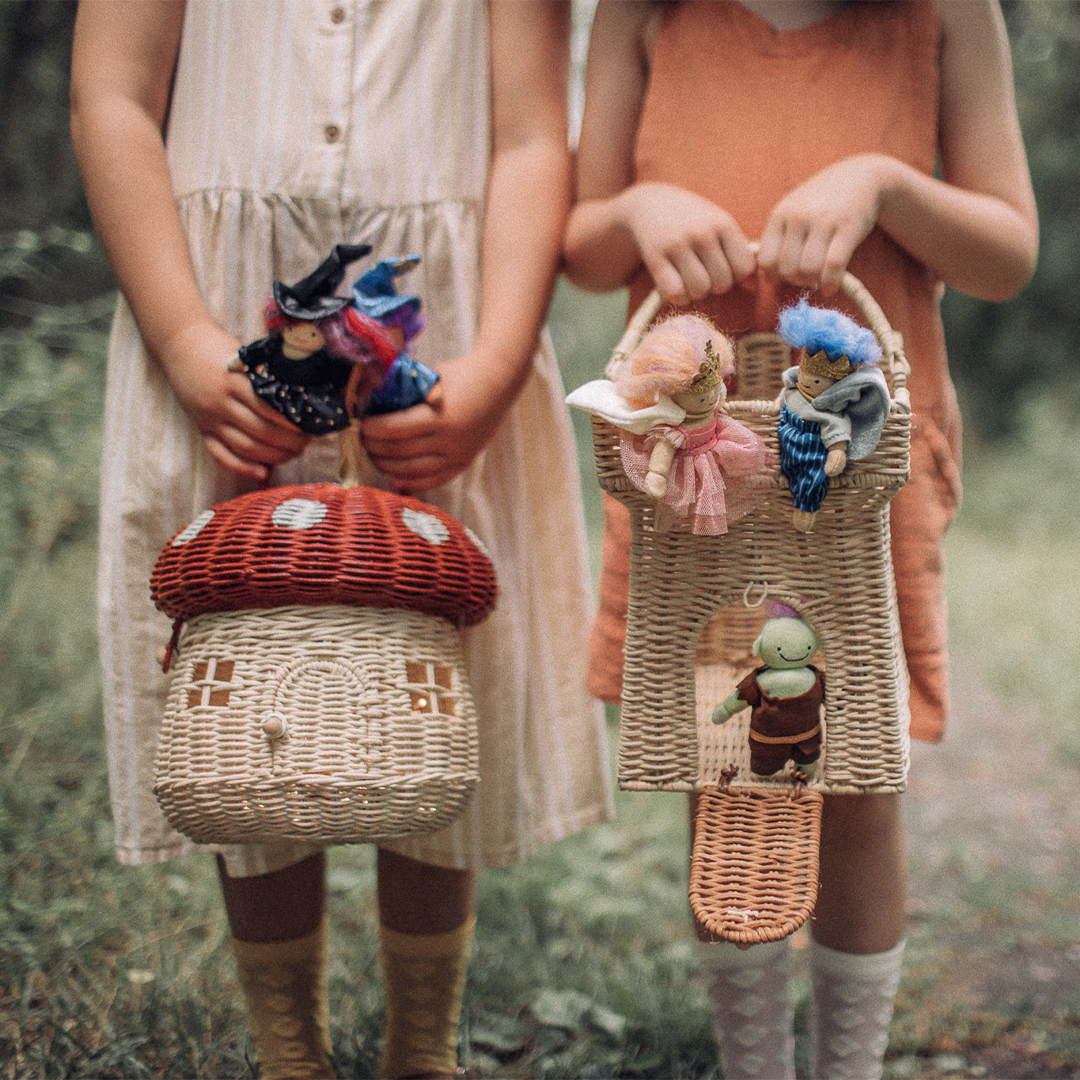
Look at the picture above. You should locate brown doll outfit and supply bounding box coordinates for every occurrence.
[589,0,960,742]
[736,665,825,776]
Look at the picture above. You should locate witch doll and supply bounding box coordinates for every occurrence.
[230,243,396,435]
[350,255,442,413]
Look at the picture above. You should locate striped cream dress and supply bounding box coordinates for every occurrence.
[97,0,612,875]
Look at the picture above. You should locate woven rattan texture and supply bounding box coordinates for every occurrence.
[153,605,479,844]
[597,277,911,796]
[151,483,497,627]
[690,787,823,944]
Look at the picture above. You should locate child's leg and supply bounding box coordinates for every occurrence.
[691,794,796,1079]
[376,847,476,1080]
[810,794,906,1079]
[697,938,796,1080]
[217,852,334,1080]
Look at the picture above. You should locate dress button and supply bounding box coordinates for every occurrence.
[330,6,346,23]
[324,124,341,143]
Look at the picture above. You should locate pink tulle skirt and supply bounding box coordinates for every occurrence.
[620,414,771,535]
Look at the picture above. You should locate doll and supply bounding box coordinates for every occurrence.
[230,243,396,435]
[711,615,824,777]
[776,299,891,532]
[567,314,770,536]
[350,255,442,414]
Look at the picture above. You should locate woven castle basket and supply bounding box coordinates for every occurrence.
[588,273,911,943]
[150,483,497,846]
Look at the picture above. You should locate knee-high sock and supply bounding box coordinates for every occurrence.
[810,938,905,1080]
[379,916,474,1079]
[230,917,334,1080]
[698,937,795,1080]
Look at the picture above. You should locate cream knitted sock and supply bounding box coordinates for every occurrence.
[697,937,796,1080]
[809,938,905,1080]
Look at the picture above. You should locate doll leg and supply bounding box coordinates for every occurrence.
[810,794,907,1079]
[376,847,476,1080]
[748,742,790,776]
[217,852,335,1080]
[778,408,830,531]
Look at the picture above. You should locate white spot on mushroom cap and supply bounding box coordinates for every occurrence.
[401,507,450,545]
[272,498,329,530]
[463,526,491,561]
[172,509,215,547]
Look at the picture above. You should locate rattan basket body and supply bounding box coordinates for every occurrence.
[150,483,495,846]
[582,276,912,943]
[154,605,479,844]
[593,277,912,798]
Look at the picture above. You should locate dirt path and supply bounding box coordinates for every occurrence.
[898,664,1080,1077]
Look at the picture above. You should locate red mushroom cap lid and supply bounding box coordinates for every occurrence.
[150,484,498,627]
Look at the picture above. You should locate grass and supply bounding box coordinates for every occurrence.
[2,252,1079,1077]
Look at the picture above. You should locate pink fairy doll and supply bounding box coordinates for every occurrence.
[568,314,771,535]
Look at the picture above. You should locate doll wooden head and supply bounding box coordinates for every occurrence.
[779,298,881,389]
[613,313,736,413]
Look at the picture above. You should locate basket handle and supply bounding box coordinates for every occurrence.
[604,256,911,410]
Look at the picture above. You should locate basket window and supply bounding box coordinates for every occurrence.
[187,658,236,708]
[405,661,459,717]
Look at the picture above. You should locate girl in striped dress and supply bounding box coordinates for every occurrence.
[70,3,612,1077]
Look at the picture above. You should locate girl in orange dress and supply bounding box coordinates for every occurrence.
[563,2,1037,1076]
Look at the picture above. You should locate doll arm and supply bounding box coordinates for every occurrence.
[758,1,1037,301]
[644,436,677,499]
[824,444,848,476]
[359,0,571,493]
[561,1,756,306]
[69,1,309,480]
[712,691,749,726]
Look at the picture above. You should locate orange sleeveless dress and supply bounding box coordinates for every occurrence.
[588,0,960,743]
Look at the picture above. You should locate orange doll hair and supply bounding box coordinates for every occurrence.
[613,314,735,410]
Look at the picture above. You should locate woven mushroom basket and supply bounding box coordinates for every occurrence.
[587,274,912,944]
[150,483,497,846]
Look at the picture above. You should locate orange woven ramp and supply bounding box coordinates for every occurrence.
[690,786,823,945]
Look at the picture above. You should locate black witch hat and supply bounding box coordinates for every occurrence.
[272,242,372,320]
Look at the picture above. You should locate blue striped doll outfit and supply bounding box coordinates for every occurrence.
[778,406,831,513]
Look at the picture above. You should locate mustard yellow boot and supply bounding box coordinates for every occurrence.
[230,918,335,1080]
[379,916,475,1079]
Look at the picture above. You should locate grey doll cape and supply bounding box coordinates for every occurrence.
[781,365,891,460]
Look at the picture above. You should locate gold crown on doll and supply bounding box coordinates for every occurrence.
[688,340,727,392]
[798,347,852,380]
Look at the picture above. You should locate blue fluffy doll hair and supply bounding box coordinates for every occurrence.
[778,298,881,367]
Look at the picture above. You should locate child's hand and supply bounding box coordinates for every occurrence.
[619,182,757,306]
[758,155,891,295]
[158,321,311,482]
[359,353,510,494]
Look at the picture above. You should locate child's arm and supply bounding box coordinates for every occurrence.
[360,0,572,494]
[70,0,309,481]
[562,0,756,307]
[758,0,1038,301]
